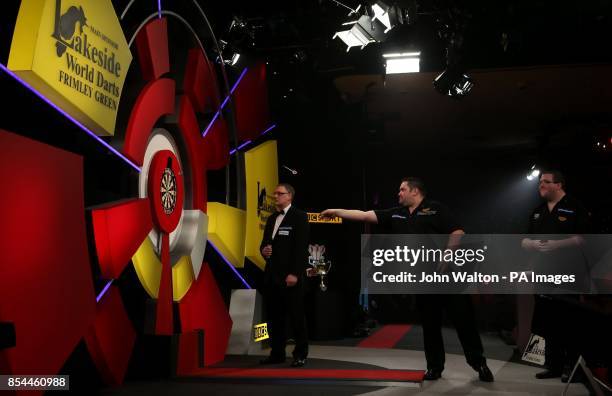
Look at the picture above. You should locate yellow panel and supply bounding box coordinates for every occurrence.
[7,0,44,71]
[207,202,246,268]
[132,237,161,298]
[8,0,132,136]
[244,141,278,270]
[132,238,194,302]
[172,255,194,301]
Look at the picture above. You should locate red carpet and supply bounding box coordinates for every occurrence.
[182,367,424,382]
[357,325,412,348]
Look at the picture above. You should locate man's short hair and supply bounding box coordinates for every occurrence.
[277,183,295,199]
[402,177,427,197]
[541,170,566,189]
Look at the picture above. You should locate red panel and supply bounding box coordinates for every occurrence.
[177,96,208,212]
[91,198,152,279]
[183,48,221,113]
[176,331,203,375]
[0,130,96,377]
[156,233,173,335]
[135,17,170,81]
[178,263,233,365]
[203,116,230,171]
[85,286,136,386]
[233,62,270,142]
[123,78,175,165]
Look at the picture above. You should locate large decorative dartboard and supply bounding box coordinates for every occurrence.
[0,0,272,386]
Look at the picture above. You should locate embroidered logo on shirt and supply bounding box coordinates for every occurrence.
[533,213,540,219]
[557,208,575,214]
[391,214,407,219]
[278,230,290,236]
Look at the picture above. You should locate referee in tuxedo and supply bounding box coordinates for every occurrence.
[260,183,310,367]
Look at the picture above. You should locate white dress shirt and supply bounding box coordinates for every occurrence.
[272,204,291,239]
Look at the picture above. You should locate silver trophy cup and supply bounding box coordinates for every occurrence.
[314,259,332,291]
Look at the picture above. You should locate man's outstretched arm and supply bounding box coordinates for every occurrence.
[321,209,378,223]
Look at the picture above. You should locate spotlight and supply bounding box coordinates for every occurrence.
[332,1,414,51]
[227,53,241,66]
[333,14,385,52]
[371,2,406,33]
[526,165,540,181]
[433,69,474,98]
[383,52,420,74]
[217,40,241,66]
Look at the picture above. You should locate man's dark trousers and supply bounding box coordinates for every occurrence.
[416,294,485,370]
[265,282,308,360]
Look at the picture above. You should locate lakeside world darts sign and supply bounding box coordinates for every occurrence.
[8,0,132,136]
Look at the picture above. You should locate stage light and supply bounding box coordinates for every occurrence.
[217,40,242,66]
[372,1,414,32]
[230,53,241,66]
[333,14,383,52]
[383,52,420,74]
[526,165,540,181]
[372,3,395,33]
[433,69,474,98]
[332,1,412,51]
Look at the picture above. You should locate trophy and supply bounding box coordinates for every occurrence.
[308,244,332,291]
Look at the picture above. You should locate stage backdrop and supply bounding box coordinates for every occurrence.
[244,140,278,270]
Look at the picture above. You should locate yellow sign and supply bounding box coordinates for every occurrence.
[8,0,132,136]
[308,212,343,224]
[253,323,269,342]
[207,202,246,268]
[244,141,278,270]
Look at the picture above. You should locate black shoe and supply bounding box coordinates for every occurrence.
[535,369,562,379]
[290,358,307,367]
[423,368,443,381]
[474,364,494,382]
[260,356,285,365]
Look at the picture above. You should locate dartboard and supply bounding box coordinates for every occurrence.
[160,167,177,215]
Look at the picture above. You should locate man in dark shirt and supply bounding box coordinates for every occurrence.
[322,177,493,382]
[522,170,590,381]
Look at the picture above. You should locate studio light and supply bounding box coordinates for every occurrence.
[433,69,474,98]
[383,52,420,74]
[332,1,414,51]
[228,53,241,66]
[372,2,398,33]
[217,40,242,67]
[526,165,540,181]
[333,14,385,52]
